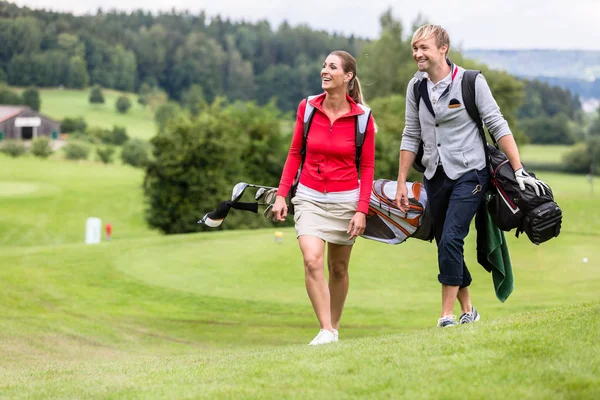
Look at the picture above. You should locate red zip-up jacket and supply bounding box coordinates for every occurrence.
[277,93,376,214]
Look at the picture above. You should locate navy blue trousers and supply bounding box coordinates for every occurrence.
[424,167,489,287]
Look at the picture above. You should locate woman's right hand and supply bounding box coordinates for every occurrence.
[271,195,288,222]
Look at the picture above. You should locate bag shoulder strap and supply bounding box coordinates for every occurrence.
[461,70,497,164]
[355,103,372,170]
[300,95,319,164]
[413,80,421,111]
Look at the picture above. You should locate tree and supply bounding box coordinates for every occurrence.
[31,137,53,158]
[121,138,150,167]
[0,85,22,105]
[63,142,90,160]
[137,82,153,106]
[180,84,205,116]
[96,146,115,164]
[61,117,87,133]
[0,140,26,158]
[144,98,285,234]
[154,102,183,132]
[108,126,129,145]
[116,96,132,114]
[67,56,89,88]
[22,87,41,111]
[89,85,105,104]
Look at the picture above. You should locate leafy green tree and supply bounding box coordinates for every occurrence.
[63,142,90,160]
[121,138,150,168]
[115,96,132,114]
[31,137,53,158]
[68,56,89,88]
[22,87,41,111]
[181,84,205,116]
[0,140,26,158]
[137,82,153,106]
[89,85,105,104]
[0,85,22,105]
[143,98,285,234]
[108,126,129,145]
[519,113,575,144]
[154,102,183,132]
[61,117,87,133]
[96,146,115,164]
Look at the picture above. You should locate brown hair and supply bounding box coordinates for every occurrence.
[329,50,377,132]
[329,50,365,105]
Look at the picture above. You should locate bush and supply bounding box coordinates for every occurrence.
[89,85,105,104]
[63,142,90,160]
[22,87,41,111]
[0,140,26,157]
[96,146,115,164]
[154,102,182,132]
[86,125,129,145]
[121,138,150,168]
[562,138,600,175]
[109,126,129,145]
[31,137,53,158]
[116,96,132,114]
[61,117,87,133]
[0,85,22,105]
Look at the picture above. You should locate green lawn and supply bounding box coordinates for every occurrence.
[24,88,157,140]
[519,144,573,164]
[1,155,599,398]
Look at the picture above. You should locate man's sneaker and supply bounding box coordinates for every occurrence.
[459,306,481,324]
[308,329,336,346]
[437,315,458,328]
[333,329,339,342]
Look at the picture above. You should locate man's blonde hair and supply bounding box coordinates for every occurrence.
[411,24,450,55]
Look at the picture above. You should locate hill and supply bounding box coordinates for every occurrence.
[1,153,599,397]
[463,49,600,102]
[33,88,157,140]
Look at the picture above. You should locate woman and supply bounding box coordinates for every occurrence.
[271,50,376,346]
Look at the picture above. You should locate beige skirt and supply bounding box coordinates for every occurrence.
[291,195,358,246]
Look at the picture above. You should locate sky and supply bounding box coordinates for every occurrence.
[11,0,600,50]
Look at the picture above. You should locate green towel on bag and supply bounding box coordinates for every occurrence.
[475,203,514,302]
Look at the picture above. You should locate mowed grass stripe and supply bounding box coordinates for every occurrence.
[1,302,598,399]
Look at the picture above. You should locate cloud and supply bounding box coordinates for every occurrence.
[12,0,600,50]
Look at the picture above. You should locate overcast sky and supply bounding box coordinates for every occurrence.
[12,0,600,50]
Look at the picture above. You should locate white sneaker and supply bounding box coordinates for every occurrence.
[308,329,336,346]
[333,329,339,342]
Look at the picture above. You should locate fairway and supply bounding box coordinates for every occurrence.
[1,154,599,398]
[27,88,157,140]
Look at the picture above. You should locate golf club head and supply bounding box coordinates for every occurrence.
[255,187,267,202]
[231,182,249,202]
[198,212,225,227]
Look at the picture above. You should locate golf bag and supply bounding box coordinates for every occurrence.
[486,144,562,244]
[200,179,433,245]
[363,180,433,244]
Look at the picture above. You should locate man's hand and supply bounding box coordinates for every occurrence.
[394,181,409,213]
[514,168,550,196]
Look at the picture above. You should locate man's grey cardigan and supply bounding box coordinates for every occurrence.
[400,64,513,180]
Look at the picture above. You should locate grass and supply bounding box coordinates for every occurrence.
[520,144,573,164]
[0,154,156,247]
[0,155,599,398]
[19,87,157,140]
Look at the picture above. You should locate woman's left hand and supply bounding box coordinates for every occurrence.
[347,212,366,240]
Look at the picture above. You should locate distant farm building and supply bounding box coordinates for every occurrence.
[0,106,60,141]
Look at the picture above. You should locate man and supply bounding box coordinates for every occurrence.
[395,25,547,327]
